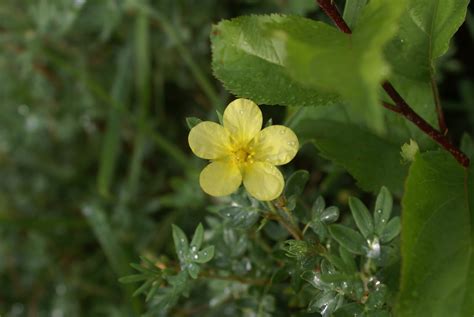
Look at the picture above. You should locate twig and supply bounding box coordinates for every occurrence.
[382,82,469,167]
[315,0,470,168]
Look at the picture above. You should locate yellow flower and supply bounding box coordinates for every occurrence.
[188,98,299,201]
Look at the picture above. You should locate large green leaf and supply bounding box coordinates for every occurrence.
[295,120,408,196]
[386,0,470,80]
[211,15,340,108]
[283,0,405,133]
[397,151,474,316]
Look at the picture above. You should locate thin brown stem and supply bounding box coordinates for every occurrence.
[315,0,470,168]
[316,0,352,34]
[382,101,402,113]
[263,212,303,241]
[382,82,469,167]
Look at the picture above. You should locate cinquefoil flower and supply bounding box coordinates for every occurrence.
[188,98,299,201]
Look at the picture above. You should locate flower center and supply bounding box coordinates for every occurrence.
[233,147,255,166]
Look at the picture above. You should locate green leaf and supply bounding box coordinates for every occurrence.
[343,0,367,28]
[186,262,200,279]
[172,224,189,262]
[186,117,202,130]
[193,246,215,264]
[319,206,340,224]
[374,186,393,236]
[119,274,149,284]
[328,224,366,255]
[386,0,470,80]
[220,206,260,229]
[397,151,474,316]
[285,170,309,198]
[190,223,204,250]
[348,197,374,239]
[296,120,408,195]
[380,216,400,243]
[211,15,340,108]
[283,0,405,133]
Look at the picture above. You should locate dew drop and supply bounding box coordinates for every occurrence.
[376,209,382,214]
[279,129,286,135]
[239,110,244,115]
[191,246,197,252]
[193,254,199,260]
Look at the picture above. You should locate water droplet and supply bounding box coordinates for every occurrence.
[193,254,199,260]
[239,110,244,114]
[180,238,186,243]
[381,219,386,223]
[191,246,197,252]
[288,141,296,146]
[203,251,208,256]
[377,209,382,214]
[367,237,381,259]
[279,129,286,135]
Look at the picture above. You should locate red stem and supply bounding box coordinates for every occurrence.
[315,0,470,168]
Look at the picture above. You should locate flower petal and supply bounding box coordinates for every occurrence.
[188,122,232,159]
[243,162,284,201]
[223,98,262,146]
[200,161,242,197]
[251,125,299,165]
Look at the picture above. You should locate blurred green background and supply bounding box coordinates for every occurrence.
[1,0,473,316]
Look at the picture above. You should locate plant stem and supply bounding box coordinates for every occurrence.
[315,0,470,168]
[382,82,469,167]
[316,0,352,34]
[265,202,303,240]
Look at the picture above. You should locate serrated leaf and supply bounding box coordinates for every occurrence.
[349,197,374,239]
[193,245,215,264]
[386,0,470,80]
[285,170,309,198]
[374,186,393,236]
[211,15,341,108]
[328,224,366,255]
[172,224,189,262]
[397,151,474,316]
[190,223,204,250]
[283,0,405,133]
[296,120,408,196]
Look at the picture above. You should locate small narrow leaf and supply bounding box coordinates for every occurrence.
[119,274,149,284]
[172,224,189,261]
[220,206,260,229]
[374,186,393,236]
[190,223,204,250]
[187,262,200,279]
[380,217,401,243]
[285,170,309,198]
[193,246,215,264]
[186,117,202,130]
[349,197,374,239]
[328,224,366,255]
